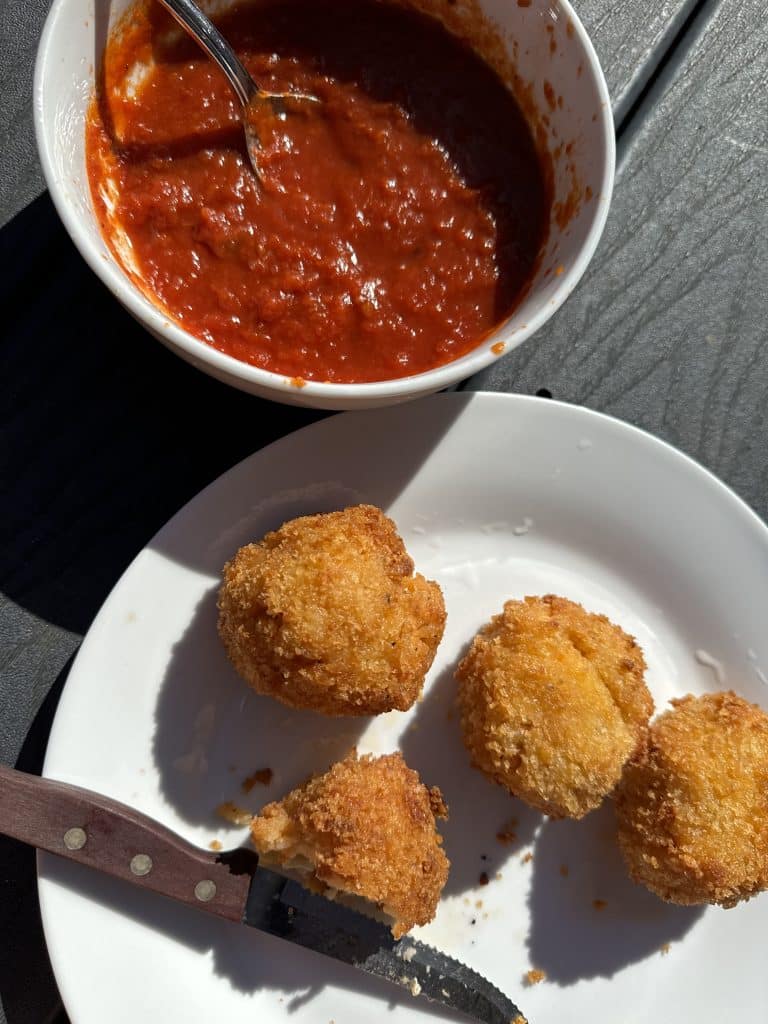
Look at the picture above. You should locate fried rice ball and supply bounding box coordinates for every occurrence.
[250,750,449,936]
[456,595,653,819]
[218,505,446,716]
[615,691,768,907]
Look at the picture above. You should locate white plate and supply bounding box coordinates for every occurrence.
[40,392,768,1024]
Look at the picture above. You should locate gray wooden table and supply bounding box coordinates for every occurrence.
[1,0,766,1020]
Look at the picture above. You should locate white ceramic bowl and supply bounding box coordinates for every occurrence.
[35,0,614,410]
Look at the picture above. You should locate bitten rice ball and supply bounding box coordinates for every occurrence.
[218,505,446,715]
[456,595,653,819]
[250,750,449,937]
[616,691,768,907]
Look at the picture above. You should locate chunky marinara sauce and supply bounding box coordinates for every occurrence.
[88,0,550,383]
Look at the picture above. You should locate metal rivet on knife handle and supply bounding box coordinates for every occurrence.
[130,853,153,876]
[195,879,217,902]
[63,827,87,851]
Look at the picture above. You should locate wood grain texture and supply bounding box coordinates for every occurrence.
[577,0,700,125]
[0,0,52,230]
[0,609,78,767]
[0,766,256,922]
[467,0,768,520]
[0,0,696,228]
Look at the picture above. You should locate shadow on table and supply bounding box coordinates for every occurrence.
[399,657,542,899]
[37,854,468,1021]
[0,194,325,637]
[5,198,473,770]
[152,586,369,829]
[1,190,474,631]
[0,658,73,1024]
[525,802,704,983]
[145,389,474,578]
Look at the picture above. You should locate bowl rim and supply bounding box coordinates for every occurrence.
[33,0,615,402]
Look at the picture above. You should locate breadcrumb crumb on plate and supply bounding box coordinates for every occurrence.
[496,819,518,844]
[216,801,253,826]
[242,767,273,792]
[524,969,546,986]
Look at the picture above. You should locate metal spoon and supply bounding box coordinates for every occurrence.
[155,0,318,182]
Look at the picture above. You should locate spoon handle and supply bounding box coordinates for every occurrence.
[155,0,258,106]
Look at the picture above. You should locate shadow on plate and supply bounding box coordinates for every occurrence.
[400,657,542,898]
[39,855,469,1021]
[147,393,474,577]
[152,586,368,828]
[526,802,704,983]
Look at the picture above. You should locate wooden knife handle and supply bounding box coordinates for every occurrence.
[0,763,257,922]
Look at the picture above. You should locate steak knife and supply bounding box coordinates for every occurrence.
[0,764,526,1023]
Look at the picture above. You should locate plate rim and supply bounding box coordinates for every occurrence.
[37,390,768,1023]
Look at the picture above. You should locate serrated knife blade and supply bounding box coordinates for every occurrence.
[0,765,527,1024]
[245,868,526,1023]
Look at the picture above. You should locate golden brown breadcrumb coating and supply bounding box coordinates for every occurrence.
[218,505,446,716]
[456,595,653,819]
[615,691,768,907]
[250,751,449,937]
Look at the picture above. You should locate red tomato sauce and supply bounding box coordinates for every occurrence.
[87,0,551,383]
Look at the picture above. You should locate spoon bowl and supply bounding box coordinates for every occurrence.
[243,89,320,184]
[156,0,318,181]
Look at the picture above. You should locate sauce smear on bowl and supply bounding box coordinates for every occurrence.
[88,0,550,383]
